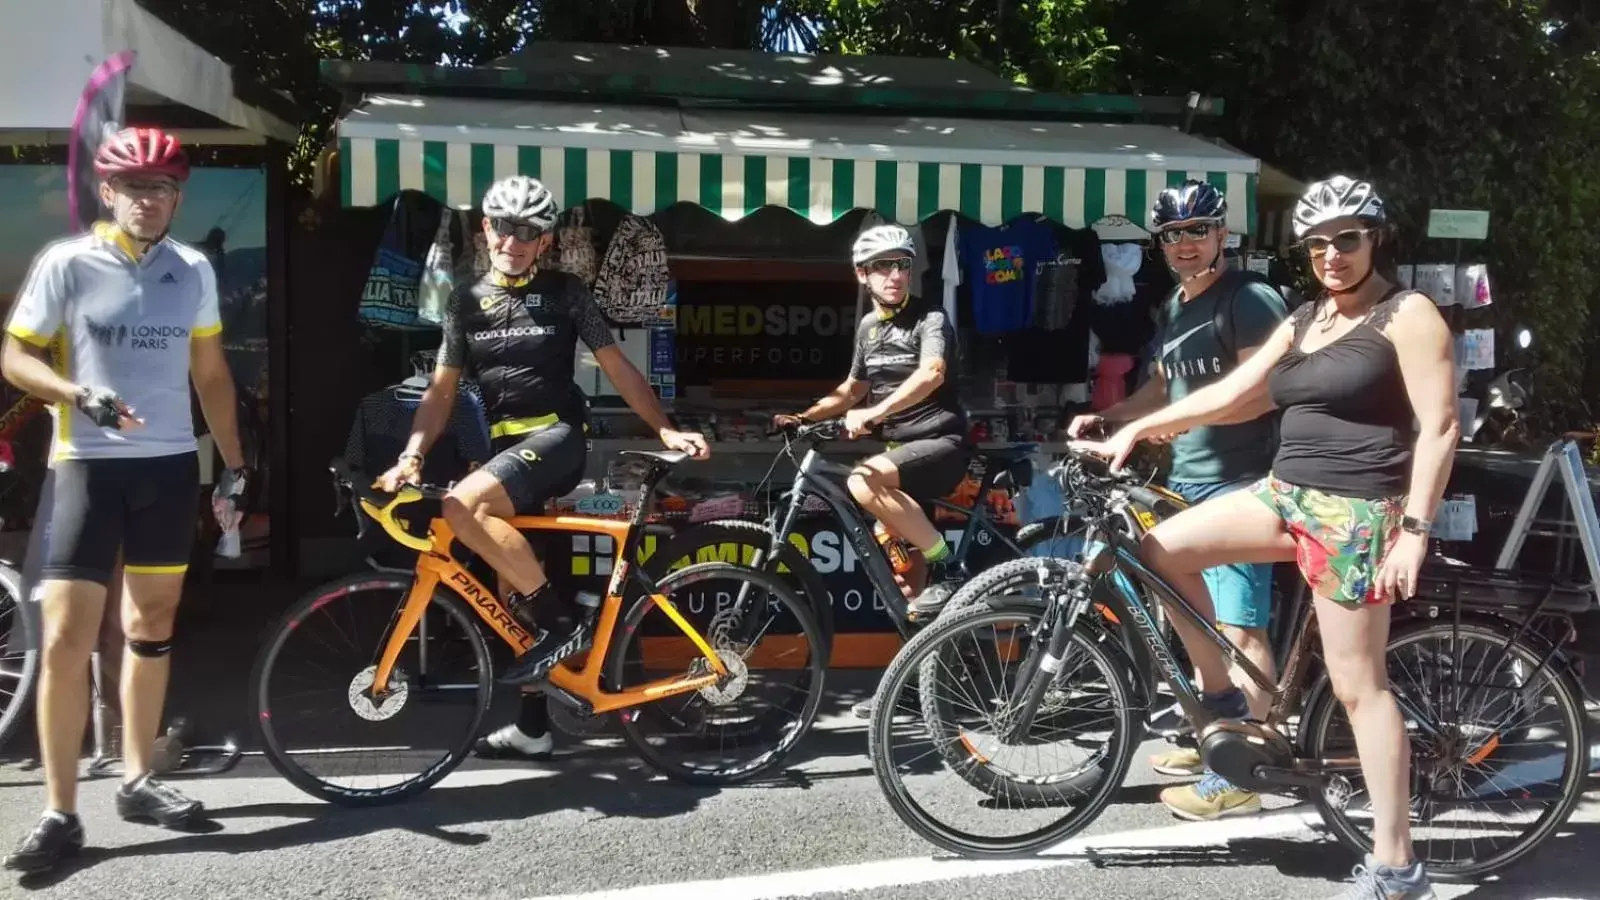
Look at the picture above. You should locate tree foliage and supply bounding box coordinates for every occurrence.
[125,0,1600,432]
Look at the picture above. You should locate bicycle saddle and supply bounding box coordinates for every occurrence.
[977,444,1036,466]
[619,449,690,466]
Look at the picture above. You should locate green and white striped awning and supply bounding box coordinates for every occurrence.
[337,96,1260,232]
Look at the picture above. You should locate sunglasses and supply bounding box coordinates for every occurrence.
[1301,228,1372,257]
[488,218,546,242]
[113,178,178,199]
[864,257,913,275]
[1158,223,1216,245]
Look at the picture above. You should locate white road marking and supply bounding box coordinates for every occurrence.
[520,810,1325,900]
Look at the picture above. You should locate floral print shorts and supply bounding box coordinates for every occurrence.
[1250,474,1405,606]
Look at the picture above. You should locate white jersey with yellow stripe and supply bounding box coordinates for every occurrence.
[5,223,221,461]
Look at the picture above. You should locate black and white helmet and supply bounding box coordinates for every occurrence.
[1150,180,1227,231]
[851,224,916,265]
[482,175,558,228]
[1293,175,1386,239]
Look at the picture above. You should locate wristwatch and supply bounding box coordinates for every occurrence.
[1400,515,1432,536]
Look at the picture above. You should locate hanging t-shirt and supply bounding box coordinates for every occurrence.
[1032,225,1103,331]
[359,190,441,331]
[962,218,1057,334]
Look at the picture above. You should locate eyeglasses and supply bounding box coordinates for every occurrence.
[113,179,178,200]
[488,218,546,242]
[1158,223,1215,245]
[864,257,913,275]
[1301,228,1372,257]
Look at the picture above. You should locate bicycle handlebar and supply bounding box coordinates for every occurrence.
[771,418,845,444]
[329,457,445,552]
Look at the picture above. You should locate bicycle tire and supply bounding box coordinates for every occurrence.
[251,572,493,806]
[1300,617,1588,883]
[651,519,835,661]
[0,562,39,749]
[611,561,826,786]
[922,555,1145,805]
[869,595,1138,857]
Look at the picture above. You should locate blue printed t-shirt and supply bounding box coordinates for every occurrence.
[1161,269,1288,483]
[962,218,1058,334]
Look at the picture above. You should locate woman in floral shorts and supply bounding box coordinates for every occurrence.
[1073,176,1458,900]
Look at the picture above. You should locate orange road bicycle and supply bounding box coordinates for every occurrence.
[250,449,826,806]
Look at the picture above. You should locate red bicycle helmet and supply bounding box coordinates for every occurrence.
[94,126,190,182]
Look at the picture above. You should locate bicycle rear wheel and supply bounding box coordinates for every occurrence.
[1301,618,1587,882]
[0,562,38,749]
[610,561,825,785]
[251,573,492,806]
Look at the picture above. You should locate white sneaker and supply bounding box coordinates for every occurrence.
[472,724,554,760]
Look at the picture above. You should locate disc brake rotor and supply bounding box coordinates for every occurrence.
[347,665,409,722]
[695,649,750,705]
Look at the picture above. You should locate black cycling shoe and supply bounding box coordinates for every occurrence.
[498,620,593,686]
[116,774,203,827]
[3,813,84,875]
[908,563,953,621]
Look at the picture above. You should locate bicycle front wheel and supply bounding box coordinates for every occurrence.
[1301,617,1588,882]
[0,562,39,749]
[251,573,493,806]
[871,596,1137,857]
[610,561,826,785]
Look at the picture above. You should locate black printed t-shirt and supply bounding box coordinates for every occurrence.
[849,300,965,442]
[439,270,616,424]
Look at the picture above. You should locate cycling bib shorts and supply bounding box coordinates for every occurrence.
[884,434,972,499]
[483,422,587,515]
[42,452,200,585]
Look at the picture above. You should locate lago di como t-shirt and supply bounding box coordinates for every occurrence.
[961,218,1058,334]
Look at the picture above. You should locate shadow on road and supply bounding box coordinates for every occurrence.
[14,754,719,891]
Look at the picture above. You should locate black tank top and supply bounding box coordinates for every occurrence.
[1266,290,1414,498]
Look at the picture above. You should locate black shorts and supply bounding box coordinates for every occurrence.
[482,421,588,515]
[42,452,200,585]
[878,434,973,500]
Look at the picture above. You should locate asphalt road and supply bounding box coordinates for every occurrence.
[0,678,1595,900]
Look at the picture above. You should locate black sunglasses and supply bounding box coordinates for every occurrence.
[487,218,546,242]
[864,257,913,275]
[1301,228,1372,257]
[1158,223,1216,245]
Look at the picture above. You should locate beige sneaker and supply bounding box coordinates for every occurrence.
[1148,746,1204,776]
[1160,773,1262,821]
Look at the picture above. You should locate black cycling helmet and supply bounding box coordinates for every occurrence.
[1149,180,1227,232]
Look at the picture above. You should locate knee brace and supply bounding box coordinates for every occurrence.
[127,638,174,658]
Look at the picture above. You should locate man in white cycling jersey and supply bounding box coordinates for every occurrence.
[1,127,248,874]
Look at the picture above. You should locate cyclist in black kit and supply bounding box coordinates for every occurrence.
[376,176,708,759]
[777,225,971,712]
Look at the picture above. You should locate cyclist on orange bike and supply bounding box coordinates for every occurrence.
[374,175,707,761]
[1,127,249,873]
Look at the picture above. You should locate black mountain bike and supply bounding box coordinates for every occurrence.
[653,419,1073,662]
[869,448,1589,883]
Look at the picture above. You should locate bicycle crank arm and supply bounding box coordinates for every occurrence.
[542,682,597,718]
[1250,765,1326,791]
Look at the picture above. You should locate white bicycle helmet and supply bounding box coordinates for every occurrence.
[1292,175,1386,239]
[481,175,558,229]
[851,224,916,265]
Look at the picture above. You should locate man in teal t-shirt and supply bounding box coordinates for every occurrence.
[1068,181,1286,823]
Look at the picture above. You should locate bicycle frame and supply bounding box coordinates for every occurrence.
[355,459,730,716]
[763,442,1029,636]
[1078,520,1452,761]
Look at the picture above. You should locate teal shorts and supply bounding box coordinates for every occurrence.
[1167,478,1274,630]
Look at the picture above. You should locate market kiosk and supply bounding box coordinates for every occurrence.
[304,45,1271,656]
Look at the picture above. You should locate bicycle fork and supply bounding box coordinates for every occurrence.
[999,563,1091,743]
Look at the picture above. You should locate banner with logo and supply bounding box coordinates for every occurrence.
[673,281,857,383]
